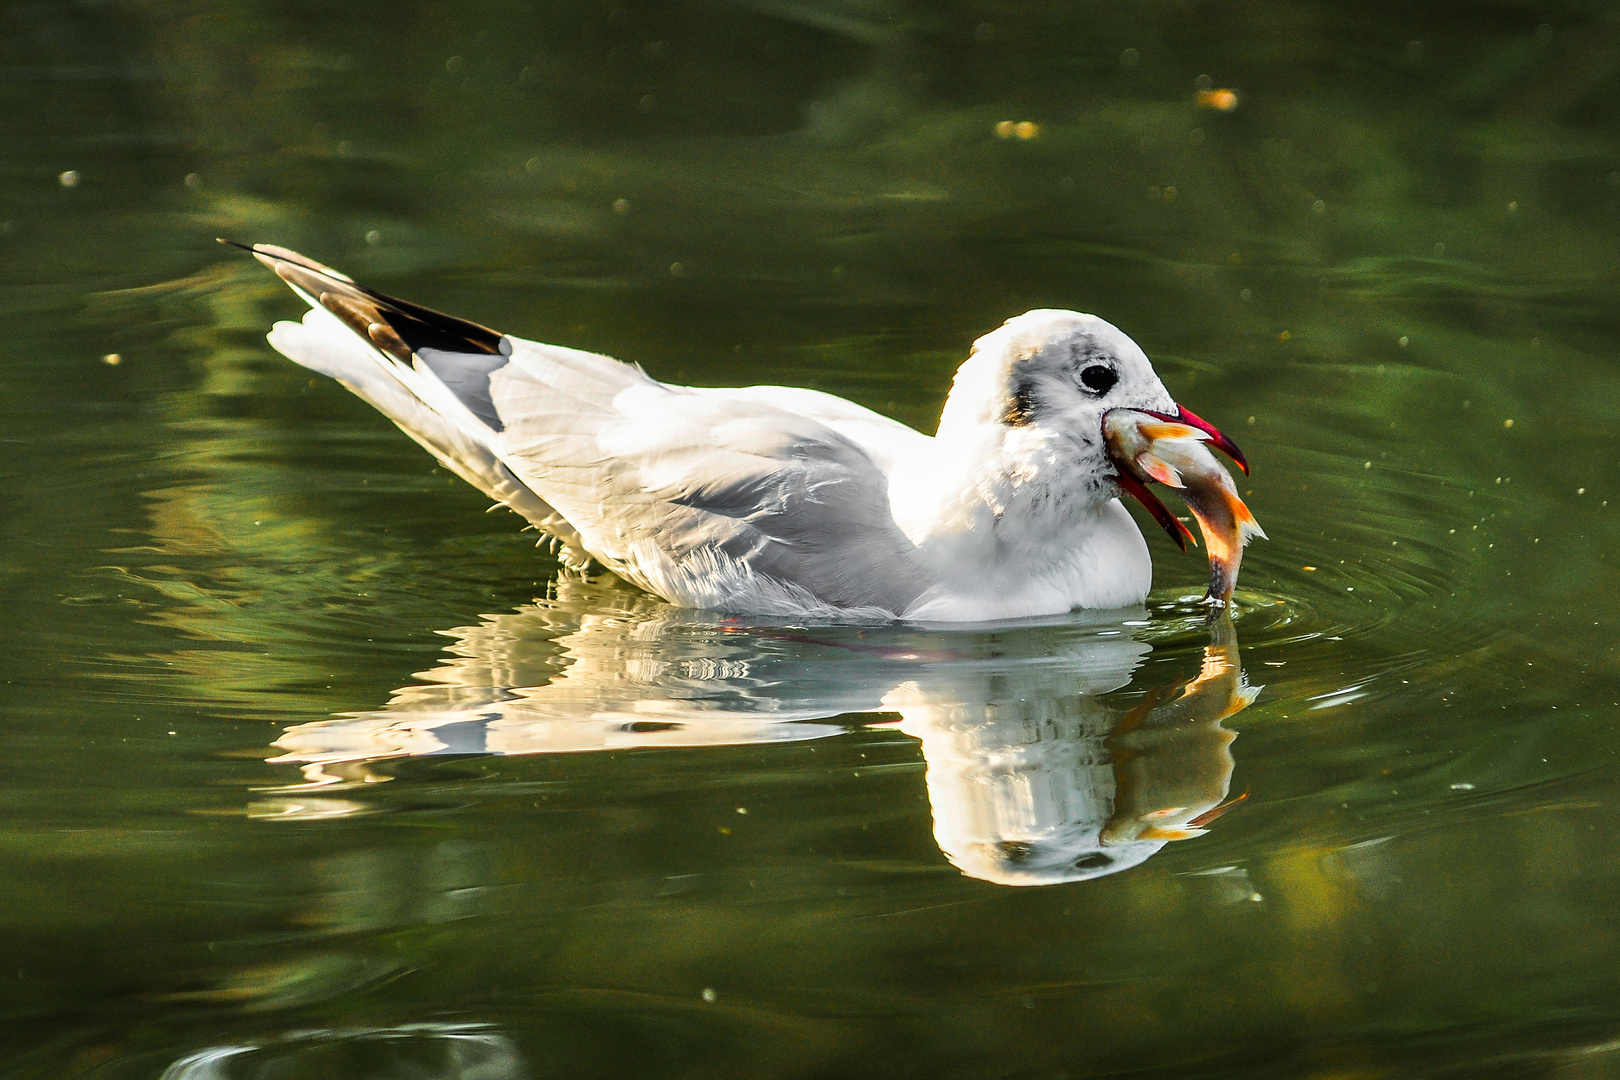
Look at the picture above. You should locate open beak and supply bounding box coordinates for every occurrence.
[1112,469,1196,552]
[1103,404,1265,607]
[1104,401,1248,551]
[1140,405,1248,475]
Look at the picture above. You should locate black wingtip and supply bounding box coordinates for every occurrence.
[217,238,254,252]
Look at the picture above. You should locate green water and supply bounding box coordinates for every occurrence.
[4,1,1620,1077]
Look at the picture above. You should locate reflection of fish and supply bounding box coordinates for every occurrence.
[1102,616,1257,845]
[1104,409,1265,608]
[265,580,1258,885]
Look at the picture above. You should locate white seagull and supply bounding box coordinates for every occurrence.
[235,242,1259,622]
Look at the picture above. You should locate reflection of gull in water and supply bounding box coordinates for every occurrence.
[160,1023,523,1080]
[269,578,1257,885]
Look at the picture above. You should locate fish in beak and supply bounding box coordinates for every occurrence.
[1103,407,1266,608]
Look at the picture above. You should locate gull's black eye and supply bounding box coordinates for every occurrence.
[1078,364,1117,395]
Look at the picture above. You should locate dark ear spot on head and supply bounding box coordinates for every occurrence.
[1003,379,1036,426]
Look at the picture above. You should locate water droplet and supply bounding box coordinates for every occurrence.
[701,988,717,1003]
[58,170,79,188]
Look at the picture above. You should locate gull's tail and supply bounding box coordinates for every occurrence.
[228,241,588,561]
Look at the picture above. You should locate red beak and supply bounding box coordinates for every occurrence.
[1113,469,1196,552]
[1104,402,1248,552]
[1140,405,1248,475]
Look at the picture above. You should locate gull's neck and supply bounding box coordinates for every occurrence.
[887,409,1150,621]
[891,416,1110,559]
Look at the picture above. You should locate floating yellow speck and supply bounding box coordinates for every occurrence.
[102,353,121,366]
[1195,88,1239,111]
[1277,330,1291,341]
[995,120,1040,139]
[1504,418,1514,428]
[1303,566,1317,571]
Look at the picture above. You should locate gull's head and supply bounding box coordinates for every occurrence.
[947,311,1176,436]
[940,310,1249,547]
[939,311,1181,492]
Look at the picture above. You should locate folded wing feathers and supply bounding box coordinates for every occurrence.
[248,242,931,614]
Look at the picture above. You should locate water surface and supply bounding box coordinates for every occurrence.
[2,2,1619,1077]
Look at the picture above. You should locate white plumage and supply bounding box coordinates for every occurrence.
[247,243,1243,621]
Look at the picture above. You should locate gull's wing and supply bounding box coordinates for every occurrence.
[248,244,933,616]
[486,343,935,615]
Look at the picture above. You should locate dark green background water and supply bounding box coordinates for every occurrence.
[4,1,1620,1077]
